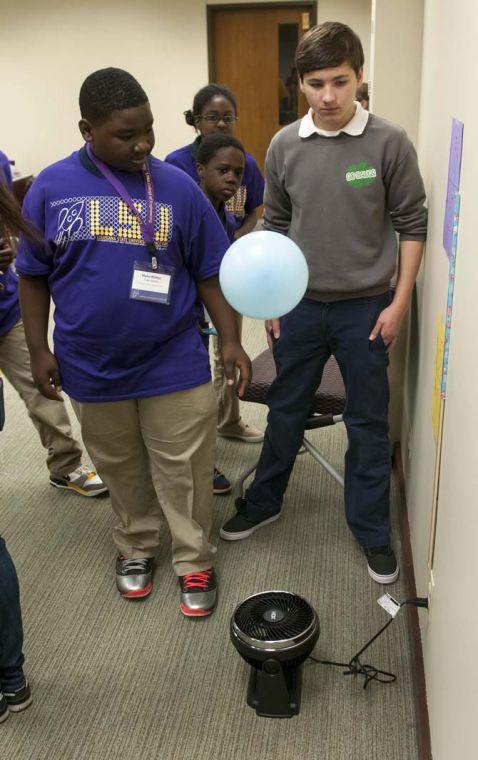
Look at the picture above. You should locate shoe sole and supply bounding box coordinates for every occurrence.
[6,695,33,713]
[367,565,400,585]
[120,583,153,600]
[0,708,9,723]
[218,434,264,444]
[213,485,232,495]
[180,602,215,617]
[49,480,109,498]
[219,512,280,541]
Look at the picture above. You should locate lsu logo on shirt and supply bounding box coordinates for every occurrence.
[345,162,377,188]
[225,185,247,217]
[52,196,173,249]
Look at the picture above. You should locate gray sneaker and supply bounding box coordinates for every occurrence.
[0,694,9,723]
[50,464,108,498]
[220,498,281,541]
[3,680,32,713]
[364,546,399,584]
[116,556,154,599]
[179,569,217,617]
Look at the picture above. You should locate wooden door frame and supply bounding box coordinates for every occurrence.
[207,2,318,80]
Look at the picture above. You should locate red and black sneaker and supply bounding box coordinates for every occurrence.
[179,568,217,617]
[115,555,154,599]
[213,468,232,495]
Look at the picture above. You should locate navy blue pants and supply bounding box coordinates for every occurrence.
[0,537,26,692]
[245,294,392,548]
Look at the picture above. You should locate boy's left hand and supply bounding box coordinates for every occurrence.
[369,302,408,351]
[221,340,252,397]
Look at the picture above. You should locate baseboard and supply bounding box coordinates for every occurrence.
[393,443,433,760]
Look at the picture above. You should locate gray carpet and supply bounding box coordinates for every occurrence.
[0,318,420,759]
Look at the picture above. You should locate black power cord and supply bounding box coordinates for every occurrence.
[308,596,428,689]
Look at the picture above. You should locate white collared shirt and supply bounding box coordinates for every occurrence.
[298,101,369,138]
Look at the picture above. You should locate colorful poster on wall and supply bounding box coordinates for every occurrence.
[432,312,445,441]
[443,118,464,259]
[432,190,460,440]
[430,121,463,566]
[441,192,461,396]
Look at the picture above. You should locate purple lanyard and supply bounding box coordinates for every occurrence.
[86,143,158,269]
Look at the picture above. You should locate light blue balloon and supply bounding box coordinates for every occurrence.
[219,230,309,319]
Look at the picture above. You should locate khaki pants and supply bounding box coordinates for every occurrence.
[0,320,82,478]
[73,382,217,575]
[212,312,243,434]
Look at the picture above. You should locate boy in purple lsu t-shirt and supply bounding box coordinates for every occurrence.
[0,151,105,497]
[17,68,251,616]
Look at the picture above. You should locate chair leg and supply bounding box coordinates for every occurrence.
[301,437,345,488]
[234,435,345,499]
[235,462,260,498]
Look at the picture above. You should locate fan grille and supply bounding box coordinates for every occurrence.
[233,592,315,642]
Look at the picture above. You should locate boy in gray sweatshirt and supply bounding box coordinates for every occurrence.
[220,22,427,584]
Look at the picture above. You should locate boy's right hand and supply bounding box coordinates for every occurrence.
[30,350,64,401]
[265,319,281,350]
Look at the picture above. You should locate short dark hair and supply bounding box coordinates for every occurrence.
[295,22,364,78]
[79,68,148,123]
[196,133,246,165]
[184,84,238,126]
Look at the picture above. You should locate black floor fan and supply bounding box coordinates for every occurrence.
[230,591,320,718]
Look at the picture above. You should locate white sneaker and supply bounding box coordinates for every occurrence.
[49,464,108,497]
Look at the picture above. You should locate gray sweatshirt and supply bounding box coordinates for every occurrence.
[264,113,428,301]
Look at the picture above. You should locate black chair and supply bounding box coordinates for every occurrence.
[237,349,346,495]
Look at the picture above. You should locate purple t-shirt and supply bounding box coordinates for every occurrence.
[217,203,237,244]
[165,139,264,230]
[16,149,230,402]
[0,151,12,186]
[0,150,21,338]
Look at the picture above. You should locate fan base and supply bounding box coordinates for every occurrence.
[247,659,302,718]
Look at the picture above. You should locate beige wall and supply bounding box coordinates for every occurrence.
[317,0,371,80]
[0,0,372,176]
[370,0,424,143]
[405,1,478,757]
[0,0,209,175]
[369,1,424,442]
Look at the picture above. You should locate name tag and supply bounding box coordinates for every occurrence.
[130,260,174,304]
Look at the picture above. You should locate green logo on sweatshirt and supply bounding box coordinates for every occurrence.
[345,161,377,188]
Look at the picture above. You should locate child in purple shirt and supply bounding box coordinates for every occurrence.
[17,68,251,617]
[0,151,105,497]
[196,133,248,495]
[165,84,265,241]
[166,86,264,446]
[196,133,263,466]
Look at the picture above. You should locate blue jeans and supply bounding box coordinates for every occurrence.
[245,294,392,548]
[0,537,26,692]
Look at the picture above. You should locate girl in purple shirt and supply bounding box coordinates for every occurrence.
[165,84,265,240]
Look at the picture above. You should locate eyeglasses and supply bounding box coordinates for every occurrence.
[200,114,238,124]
